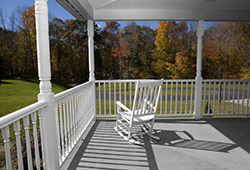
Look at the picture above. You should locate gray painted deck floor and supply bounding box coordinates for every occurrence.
[61,118,250,170]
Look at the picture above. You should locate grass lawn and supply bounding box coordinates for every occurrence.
[0,79,70,117]
[0,79,70,169]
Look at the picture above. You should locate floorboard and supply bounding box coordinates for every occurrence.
[62,118,250,170]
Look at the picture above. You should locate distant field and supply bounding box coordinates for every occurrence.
[0,79,70,117]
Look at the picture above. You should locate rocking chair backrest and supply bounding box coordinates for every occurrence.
[131,79,163,119]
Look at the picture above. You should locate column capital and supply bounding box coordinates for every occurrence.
[88,20,94,37]
[197,20,204,37]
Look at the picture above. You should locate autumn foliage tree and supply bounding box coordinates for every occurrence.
[112,28,127,79]
[152,22,174,79]
[0,5,249,82]
[100,22,120,79]
[18,6,37,77]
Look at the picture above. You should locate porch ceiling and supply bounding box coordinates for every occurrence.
[56,0,250,21]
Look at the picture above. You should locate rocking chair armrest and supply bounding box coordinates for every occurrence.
[116,101,132,112]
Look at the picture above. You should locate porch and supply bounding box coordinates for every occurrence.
[1,78,250,170]
[61,118,250,170]
[1,0,250,169]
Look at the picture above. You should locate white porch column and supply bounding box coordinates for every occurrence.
[194,20,204,120]
[88,20,95,81]
[35,0,60,169]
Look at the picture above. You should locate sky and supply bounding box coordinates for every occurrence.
[0,0,159,30]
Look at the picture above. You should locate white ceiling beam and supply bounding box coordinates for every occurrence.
[56,0,93,20]
[94,9,250,22]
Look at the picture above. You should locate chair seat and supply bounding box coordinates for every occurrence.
[133,114,155,123]
[120,110,155,123]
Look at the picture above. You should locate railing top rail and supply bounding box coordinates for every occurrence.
[95,79,196,83]
[95,80,137,83]
[203,79,250,82]
[55,80,94,101]
[163,79,195,83]
[0,100,47,129]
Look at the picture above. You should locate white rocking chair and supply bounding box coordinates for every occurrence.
[114,79,163,144]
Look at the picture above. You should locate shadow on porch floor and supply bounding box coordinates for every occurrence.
[61,118,250,170]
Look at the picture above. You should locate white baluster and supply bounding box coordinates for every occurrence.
[203,82,206,115]
[124,82,126,106]
[185,82,188,115]
[213,82,216,114]
[222,82,226,115]
[247,82,250,116]
[170,82,173,114]
[75,95,79,140]
[242,82,245,114]
[190,82,194,114]
[227,82,231,114]
[109,82,111,115]
[232,82,236,114]
[160,83,162,115]
[38,109,46,168]
[54,102,62,164]
[114,82,116,115]
[208,81,211,114]
[180,81,183,114]
[67,97,71,149]
[63,98,69,154]
[129,82,132,109]
[2,126,12,170]
[69,96,73,149]
[165,82,168,115]
[119,81,121,102]
[72,96,76,146]
[217,81,221,114]
[104,82,106,116]
[59,100,65,159]
[237,82,241,114]
[72,96,76,143]
[14,120,24,170]
[31,112,41,170]
[98,82,101,115]
[175,82,178,115]
[23,116,33,170]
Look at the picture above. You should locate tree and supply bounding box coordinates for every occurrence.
[0,7,19,79]
[112,28,127,79]
[120,22,156,79]
[18,6,37,77]
[138,26,156,78]
[173,22,197,79]
[232,22,250,79]
[123,22,142,79]
[152,21,179,79]
[100,22,120,79]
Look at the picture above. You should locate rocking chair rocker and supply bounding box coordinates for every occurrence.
[114,79,163,144]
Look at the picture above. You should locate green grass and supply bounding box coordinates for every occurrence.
[0,79,70,117]
[0,79,70,169]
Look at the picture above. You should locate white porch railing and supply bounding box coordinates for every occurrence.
[95,79,196,118]
[0,100,47,170]
[1,79,249,170]
[54,80,96,166]
[201,79,250,117]
[96,79,250,118]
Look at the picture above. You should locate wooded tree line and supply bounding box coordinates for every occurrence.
[0,6,249,84]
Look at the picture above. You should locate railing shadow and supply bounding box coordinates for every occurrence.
[67,120,157,170]
[206,118,250,154]
[150,129,238,153]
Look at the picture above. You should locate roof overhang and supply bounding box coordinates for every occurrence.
[56,0,250,22]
